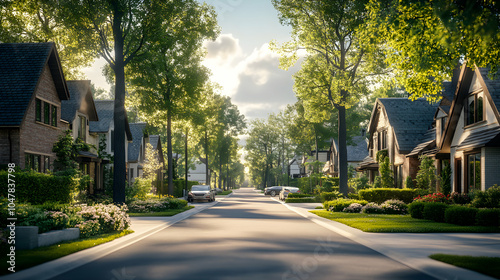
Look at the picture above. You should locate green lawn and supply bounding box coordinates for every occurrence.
[430,254,500,279]
[128,206,194,217]
[220,190,232,195]
[310,210,500,233]
[1,230,133,275]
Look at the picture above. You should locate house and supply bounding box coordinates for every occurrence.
[288,156,301,179]
[357,98,438,187]
[128,123,147,183]
[325,132,369,177]
[300,150,329,177]
[186,158,209,184]
[439,65,500,192]
[61,80,101,194]
[0,43,69,171]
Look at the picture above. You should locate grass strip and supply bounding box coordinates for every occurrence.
[430,254,500,279]
[128,206,194,217]
[310,210,500,233]
[1,230,133,275]
[220,190,233,195]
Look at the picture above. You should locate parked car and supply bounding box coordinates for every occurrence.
[188,185,215,202]
[264,186,284,197]
[279,187,300,201]
[214,188,223,194]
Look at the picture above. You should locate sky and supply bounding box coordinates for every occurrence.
[82,0,300,122]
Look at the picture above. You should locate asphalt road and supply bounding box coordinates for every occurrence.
[50,189,435,280]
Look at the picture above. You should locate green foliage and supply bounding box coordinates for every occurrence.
[173,179,199,198]
[408,201,426,219]
[440,161,452,195]
[376,150,389,163]
[0,171,75,204]
[380,199,408,214]
[288,193,315,198]
[324,198,369,212]
[472,185,500,208]
[475,209,500,227]
[52,130,79,172]
[297,177,314,194]
[128,197,188,213]
[322,177,339,192]
[378,157,393,188]
[361,202,384,214]
[405,176,414,189]
[320,191,343,202]
[423,202,449,222]
[285,197,318,203]
[416,156,438,191]
[445,206,478,226]
[450,192,472,205]
[126,178,153,201]
[348,175,370,192]
[358,188,418,204]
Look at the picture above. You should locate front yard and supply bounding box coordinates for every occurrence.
[310,210,500,233]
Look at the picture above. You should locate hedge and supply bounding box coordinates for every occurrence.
[285,197,318,203]
[444,206,478,226]
[0,171,75,204]
[476,209,500,227]
[324,198,368,212]
[288,193,315,198]
[408,201,426,219]
[358,188,418,204]
[423,202,449,222]
[320,191,342,202]
[173,179,199,198]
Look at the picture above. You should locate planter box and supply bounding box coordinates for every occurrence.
[15,226,80,250]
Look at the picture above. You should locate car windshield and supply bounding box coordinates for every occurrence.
[192,185,209,191]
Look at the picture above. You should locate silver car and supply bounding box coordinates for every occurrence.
[188,185,215,202]
[279,187,300,201]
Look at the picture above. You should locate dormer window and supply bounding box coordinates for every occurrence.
[78,115,87,141]
[466,93,484,125]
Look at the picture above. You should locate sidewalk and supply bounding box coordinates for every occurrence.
[280,199,500,280]
[1,194,232,280]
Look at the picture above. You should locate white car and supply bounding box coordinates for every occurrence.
[188,185,215,202]
[279,187,300,201]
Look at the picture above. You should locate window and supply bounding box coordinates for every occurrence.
[378,129,388,150]
[467,153,481,192]
[78,116,87,141]
[25,153,41,172]
[44,156,50,173]
[51,105,57,127]
[44,102,50,124]
[35,99,42,122]
[466,94,484,125]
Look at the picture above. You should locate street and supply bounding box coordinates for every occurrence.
[46,189,434,280]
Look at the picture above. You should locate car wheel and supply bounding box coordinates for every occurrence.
[271,191,276,197]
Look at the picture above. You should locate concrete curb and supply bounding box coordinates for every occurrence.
[271,197,497,280]
[1,197,230,280]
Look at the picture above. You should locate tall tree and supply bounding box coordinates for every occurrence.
[272,0,384,194]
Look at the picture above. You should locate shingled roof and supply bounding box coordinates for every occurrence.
[0,43,69,126]
[346,136,369,162]
[478,67,500,122]
[376,98,439,152]
[89,100,133,140]
[128,123,147,162]
[61,80,98,123]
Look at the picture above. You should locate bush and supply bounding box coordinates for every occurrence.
[475,209,500,227]
[358,188,418,204]
[361,203,384,214]
[128,197,188,213]
[297,177,316,194]
[288,193,315,198]
[380,199,408,214]
[343,203,363,213]
[450,192,472,205]
[413,193,451,203]
[77,203,130,235]
[347,193,360,199]
[0,171,75,204]
[324,198,368,212]
[126,178,153,201]
[444,206,478,226]
[423,202,449,222]
[320,191,343,201]
[416,155,438,191]
[322,177,339,192]
[405,176,414,189]
[285,197,318,203]
[472,185,500,208]
[408,201,426,219]
[348,175,370,192]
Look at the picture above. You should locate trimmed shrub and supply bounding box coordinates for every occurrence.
[343,203,363,213]
[444,206,478,226]
[288,193,315,198]
[347,193,360,199]
[358,188,418,204]
[472,185,500,208]
[128,197,188,213]
[285,197,318,203]
[380,199,408,214]
[0,171,75,204]
[348,175,369,191]
[322,177,339,192]
[324,198,368,212]
[450,192,472,205]
[408,201,426,219]
[361,203,384,214]
[320,191,343,202]
[476,209,500,227]
[423,202,449,222]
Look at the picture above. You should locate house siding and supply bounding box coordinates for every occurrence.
[484,147,500,190]
[18,64,67,169]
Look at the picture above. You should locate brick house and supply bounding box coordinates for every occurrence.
[357,98,438,187]
[0,43,69,171]
[61,80,101,193]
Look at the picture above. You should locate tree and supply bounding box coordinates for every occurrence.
[272,0,384,195]
[416,156,438,191]
[143,143,162,182]
[364,0,500,100]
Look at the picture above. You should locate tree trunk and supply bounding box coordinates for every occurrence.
[185,128,188,195]
[338,103,348,195]
[205,129,209,185]
[167,109,174,195]
[112,9,126,204]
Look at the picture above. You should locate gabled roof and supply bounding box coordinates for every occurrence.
[370,98,438,153]
[0,42,69,127]
[477,67,500,122]
[89,100,132,140]
[330,136,368,162]
[128,123,147,162]
[61,80,98,123]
